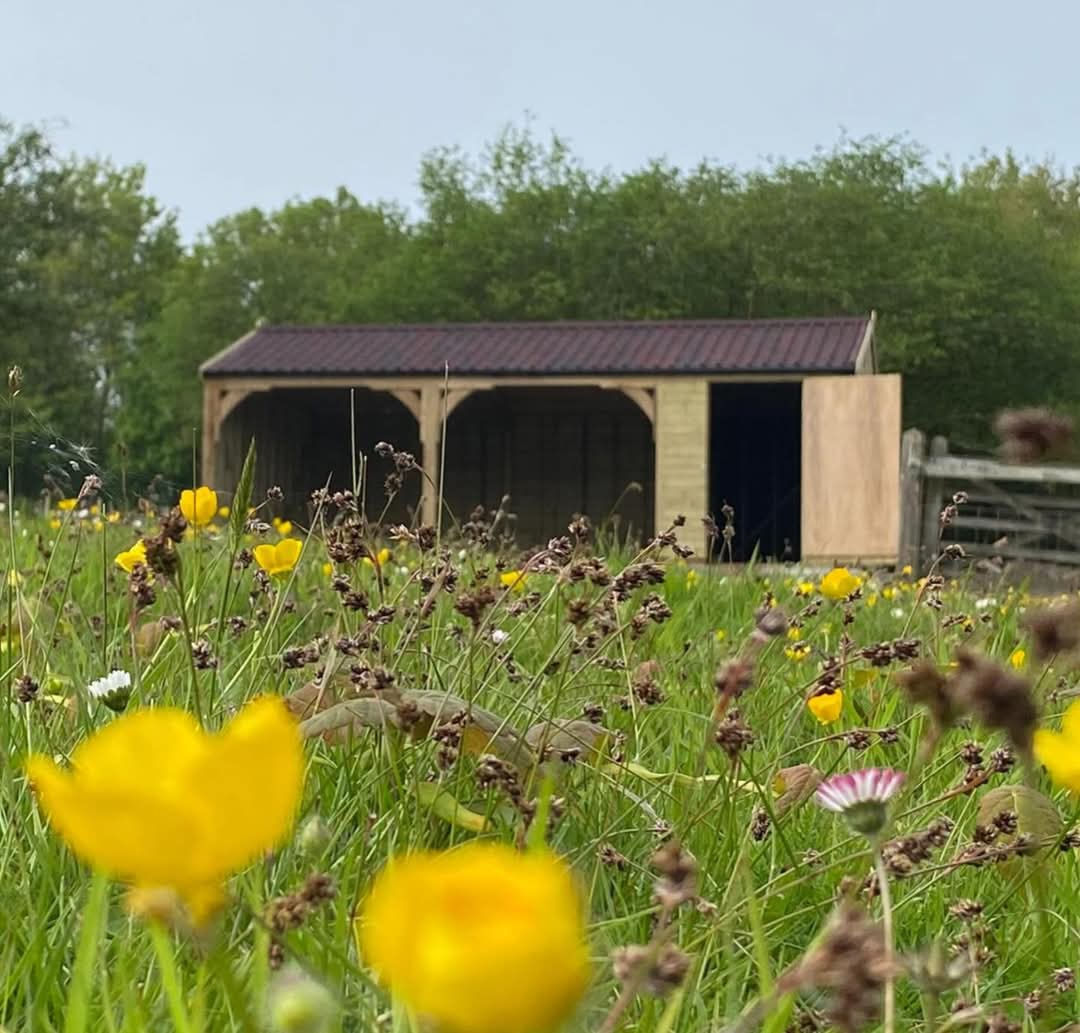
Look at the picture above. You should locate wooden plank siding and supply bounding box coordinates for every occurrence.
[801,374,902,565]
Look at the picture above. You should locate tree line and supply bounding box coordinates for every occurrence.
[4,118,1080,496]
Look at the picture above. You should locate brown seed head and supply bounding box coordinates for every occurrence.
[994,407,1073,463]
[896,660,955,729]
[1022,602,1080,661]
[949,648,1038,754]
[780,904,893,1033]
[611,942,691,998]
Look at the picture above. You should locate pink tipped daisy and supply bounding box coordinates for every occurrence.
[815,768,905,837]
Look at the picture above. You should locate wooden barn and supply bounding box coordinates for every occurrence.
[200,315,900,563]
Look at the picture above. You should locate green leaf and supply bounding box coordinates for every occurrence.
[415,783,489,832]
[229,437,256,543]
[976,784,1062,852]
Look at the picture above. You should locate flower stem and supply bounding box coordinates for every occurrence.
[872,846,896,1033]
[172,559,204,724]
[148,922,194,1033]
[205,942,260,1033]
[64,871,109,1033]
[596,903,674,1033]
[920,989,940,1033]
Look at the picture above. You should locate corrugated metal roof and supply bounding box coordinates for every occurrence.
[201,316,873,378]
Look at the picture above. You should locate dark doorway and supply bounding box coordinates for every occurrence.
[709,383,802,562]
[219,388,421,522]
[443,387,654,547]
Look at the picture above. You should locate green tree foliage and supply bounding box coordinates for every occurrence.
[0,121,180,494]
[6,118,1080,491]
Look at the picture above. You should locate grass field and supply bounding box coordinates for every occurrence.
[2,464,1080,1033]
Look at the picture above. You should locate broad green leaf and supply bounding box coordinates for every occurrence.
[416,783,488,832]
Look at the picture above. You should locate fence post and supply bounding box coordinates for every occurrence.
[919,435,949,570]
[898,428,925,571]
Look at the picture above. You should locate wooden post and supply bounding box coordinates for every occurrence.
[654,381,708,557]
[919,435,949,570]
[201,383,218,487]
[418,384,442,527]
[898,428,925,571]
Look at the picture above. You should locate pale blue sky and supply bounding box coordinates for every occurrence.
[3,0,1077,238]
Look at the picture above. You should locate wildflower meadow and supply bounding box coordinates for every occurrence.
[5,426,1080,1033]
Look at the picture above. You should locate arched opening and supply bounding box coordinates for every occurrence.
[442,387,654,546]
[217,387,422,521]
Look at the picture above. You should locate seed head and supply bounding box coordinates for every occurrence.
[949,648,1037,754]
[994,407,1072,463]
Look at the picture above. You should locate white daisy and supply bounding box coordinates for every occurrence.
[816,767,905,837]
[87,669,132,711]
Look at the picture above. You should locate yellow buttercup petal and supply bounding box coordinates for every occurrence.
[1061,699,1080,743]
[253,543,278,572]
[26,698,304,921]
[360,844,588,1033]
[500,570,527,592]
[819,567,859,601]
[188,697,303,876]
[1034,729,1080,794]
[275,537,302,569]
[180,486,218,527]
[807,690,843,724]
[114,540,147,573]
[26,755,204,888]
[71,707,205,791]
[254,539,301,577]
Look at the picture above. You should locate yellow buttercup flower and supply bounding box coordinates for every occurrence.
[25,696,303,925]
[866,593,878,608]
[362,547,391,569]
[359,843,589,1033]
[254,538,302,577]
[820,567,860,601]
[272,517,294,537]
[107,510,121,524]
[795,581,815,597]
[179,486,218,528]
[1034,700,1080,793]
[882,586,897,600]
[785,642,811,662]
[57,498,78,512]
[807,689,843,724]
[685,568,698,588]
[1010,648,1026,670]
[114,540,148,573]
[714,628,727,642]
[500,569,527,592]
[787,626,802,641]
[49,517,61,531]
[322,562,334,577]
[218,505,230,518]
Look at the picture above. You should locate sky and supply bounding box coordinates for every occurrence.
[4,0,1080,240]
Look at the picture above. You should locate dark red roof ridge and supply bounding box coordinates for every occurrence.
[251,315,866,332]
[202,315,874,378]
